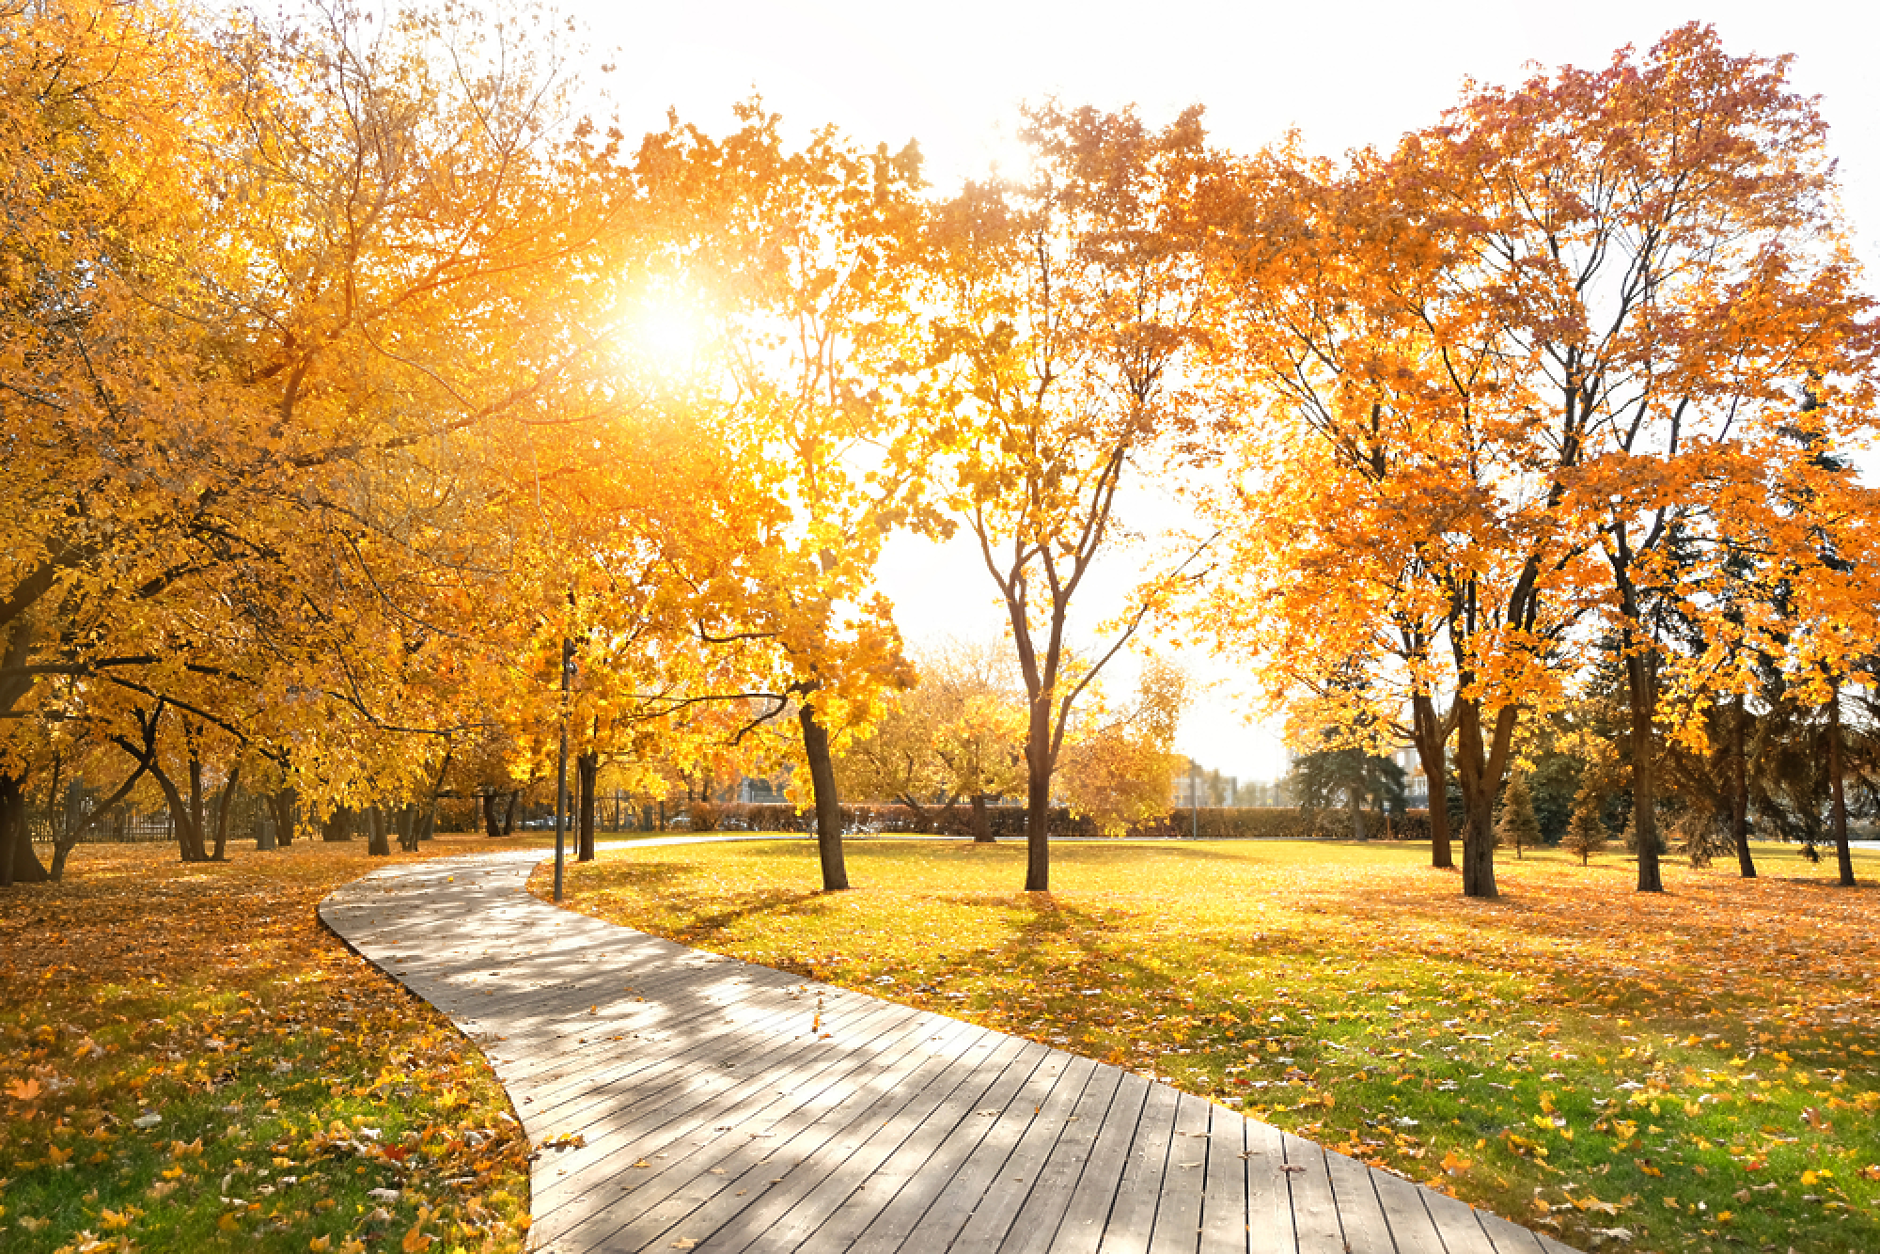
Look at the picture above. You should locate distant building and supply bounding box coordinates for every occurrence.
[1391,745,1429,806]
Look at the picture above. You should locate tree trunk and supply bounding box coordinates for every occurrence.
[798,703,848,891]
[1410,694,1454,869]
[149,761,208,862]
[577,751,598,862]
[1829,686,1856,887]
[1731,693,1755,879]
[323,807,355,843]
[895,793,933,834]
[212,764,241,862]
[186,747,209,861]
[1023,701,1053,891]
[1450,700,1514,900]
[501,791,519,836]
[481,791,502,839]
[1623,645,1664,893]
[1347,785,1367,840]
[366,805,391,857]
[1,771,49,886]
[396,803,421,853]
[268,788,297,847]
[421,751,450,844]
[971,793,993,843]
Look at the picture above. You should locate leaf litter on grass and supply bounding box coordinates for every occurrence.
[0,835,542,1253]
[540,837,1880,1254]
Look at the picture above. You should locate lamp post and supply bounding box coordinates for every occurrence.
[1190,758,1200,839]
[552,636,575,903]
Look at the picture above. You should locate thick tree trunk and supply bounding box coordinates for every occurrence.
[187,749,210,861]
[1829,687,1855,888]
[268,788,297,847]
[396,803,421,853]
[1410,694,1454,869]
[501,791,519,836]
[322,808,355,843]
[2,771,50,886]
[481,791,502,839]
[1451,703,1502,900]
[1623,646,1664,893]
[366,805,391,857]
[1731,694,1755,879]
[798,704,848,891]
[1347,785,1367,840]
[971,793,993,844]
[577,751,598,862]
[212,764,241,862]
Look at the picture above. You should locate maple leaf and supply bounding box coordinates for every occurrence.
[5,1078,41,1102]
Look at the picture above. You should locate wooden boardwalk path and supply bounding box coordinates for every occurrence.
[319,847,1578,1254]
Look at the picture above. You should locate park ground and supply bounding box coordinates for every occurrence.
[0,833,552,1254]
[538,837,1880,1254]
[1,833,1873,1254]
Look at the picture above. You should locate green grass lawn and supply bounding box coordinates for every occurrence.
[540,836,1880,1254]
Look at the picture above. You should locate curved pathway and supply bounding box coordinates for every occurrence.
[318,846,1576,1254]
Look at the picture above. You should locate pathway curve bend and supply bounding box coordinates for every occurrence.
[318,843,1576,1254]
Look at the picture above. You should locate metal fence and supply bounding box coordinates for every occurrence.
[26,791,272,846]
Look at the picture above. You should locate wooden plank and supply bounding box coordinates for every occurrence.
[508,979,886,1125]
[1323,1149,1399,1254]
[755,1027,1026,1253]
[1144,1090,1213,1254]
[1475,1208,1550,1254]
[1278,1131,1339,1254]
[999,1060,1127,1249]
[1239,1119,1292,1254]
[511,986,889,1139]
[841,1038,1055,1254]
[532,997,945,1227]
[1095,1077,1180,1254]
[698,1023,1009,1253]
[1196,1102,1247,1254]
[1045,1069,1153,1254]
[892,1046,1085,1250]
[947,1053,1100,1251]
[1369,1165,1448,1254]
[529,1000,930,1221]
[1420,1186,1502,1254]
[577,1012,986,1252]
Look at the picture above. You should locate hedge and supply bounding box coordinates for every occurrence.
[689,802,1433,841]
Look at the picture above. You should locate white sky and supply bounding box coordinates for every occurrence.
[569,0,1880,783]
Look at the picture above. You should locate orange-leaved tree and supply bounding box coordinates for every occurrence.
[923,103,1216,892]
[1422,23,1879,892]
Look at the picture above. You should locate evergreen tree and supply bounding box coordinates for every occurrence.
[1495,771,1543,859]
[1563,784,1610,866]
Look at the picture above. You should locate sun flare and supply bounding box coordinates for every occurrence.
[619,291,710,375]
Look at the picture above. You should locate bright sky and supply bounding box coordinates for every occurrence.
[571,0,1880,784]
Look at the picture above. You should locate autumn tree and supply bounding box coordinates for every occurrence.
[622,104,937,891]
[0,0,659,882]
[1196,130,1598,899]
[1055,658,1187,837]
[834,639,1027,839]
[1418,24,1880,893]
[924,103,1215,891]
